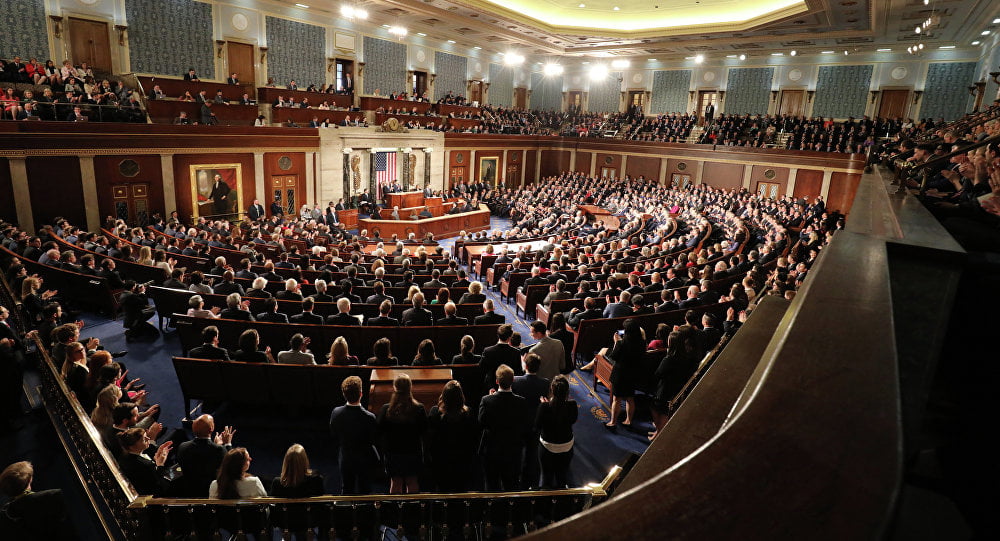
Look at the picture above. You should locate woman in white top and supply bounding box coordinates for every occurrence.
[209,447,267,499]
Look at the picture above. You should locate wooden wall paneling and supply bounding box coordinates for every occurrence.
[93,155,165,225]
[171,153,256,222]
[625,155,661,181]
[701,162,746,191]
[26,156,86,230]
[506,151,523,187]
[793,169,825,200]
[826,172,862,215]
[539,150,571,178]
[749,165,789,196]
[0,158,14,223]
[473,151,502,187]
[523,151,537,184]
[263,152,307,211]
[575,151,592,174]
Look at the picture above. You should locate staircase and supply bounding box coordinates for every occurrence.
[686,126,704,144]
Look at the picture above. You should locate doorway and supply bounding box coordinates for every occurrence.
[449,166,466,191]
[697,91,718,123]
[271,175,298,216]
[756,181,780,200]
[226,42,255,93]
[412,71,428,99]
[469,80,483,106]
[514,87,527,110]
[627,91,645,114]
[112,183,151,226]
[567,91,583,112]
[600,167,617,179]
[671,173,692,190]
[878,89,910,120]
[778,90,805,117]
[68,18,113,73]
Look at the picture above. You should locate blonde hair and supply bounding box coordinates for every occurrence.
[278,444,312,488]
[90,384,122,429]
[137,245,153,266]
[329,336,351,364]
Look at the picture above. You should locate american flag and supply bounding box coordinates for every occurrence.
[374,151,396,199]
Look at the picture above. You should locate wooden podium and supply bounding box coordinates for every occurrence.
[388,191,424,209]
[368,368,453,413]
[338,208,358,229]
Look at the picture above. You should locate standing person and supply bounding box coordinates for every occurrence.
[512,353,550,489]
[328,376,379,494]
[425,380,479,492]
[376,374,427,494]
[478,365,529,491]
[601,318,644,429]
[535,375,578,488]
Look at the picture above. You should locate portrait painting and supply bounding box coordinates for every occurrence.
[190,164,242,218]
[479,157,498,186]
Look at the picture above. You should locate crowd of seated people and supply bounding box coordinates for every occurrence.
[0,55,143,122]
[695,113,910,153]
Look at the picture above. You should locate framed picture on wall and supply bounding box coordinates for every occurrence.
[479,156,498,186]
[190,163,243,219]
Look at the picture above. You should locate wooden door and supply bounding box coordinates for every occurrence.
[878,89,910,120]
[600,167,617,179]
[449,166,466,191]
[227,42,255,93]
[756,181,780,200]
[514,88,527,110]
[271,175,298,216]
[469,80,482,106]
[628,91,645,110]
[671,173,692,190]
[698,91,717,122]
[112,183,151,226]
[68,18,113,73]
[778,90,804,116]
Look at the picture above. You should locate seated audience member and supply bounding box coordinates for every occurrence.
[0,461,72,539]
[277,333,316,365]
[366,300,400,326]
[329,376,379,495]
[219,293,254,321]
[186,295,220,319]
[376,374,427,494]
[535,375,578,488]
[478,365,529,491]
[175,414,235,497]
[430,287,450,305]
[120,281,158,341]
[565,297,602,330]
[290,298,324,324]
[327,298,360,326]
[401,292,434,326]
[426,380,478,492]
[474,299,505,324]
[276,279,303,301]
[189,326,231,360]
[117,427,173,496]
[187,272,212,294]
[451,335,482,365]
[649,331,698,441]
[437,301,469,326]
[269,444,324,498]
[457,281,486,305]
[647,323,670,350]
[209,448,267,499]
[328,336,359,365]
[603,290,634,318]
[310,279,334,303]
[232,329,274,363]
[366,337,399,366]
[365,281,394,305]
[255,298,289,323]
[244,277,271,298]
[412,339,442,366]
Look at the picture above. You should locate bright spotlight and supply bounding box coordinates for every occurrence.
[694,54,705,64]
[504,53,524,66]
[543,63,564,76]
[610,59,630,69]
[589,64,609,80]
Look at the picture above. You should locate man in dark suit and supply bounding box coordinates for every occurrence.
[603,291,634,319]
[678,285,703,309]
[209,174,231,214]
[291,298,324,324]
[656,289,680,313]
[117,428,173,496]
[512,353,550,489]
[183,68,200,81]
[175,414,233,497]
[365,282,394,305]
[479,324,523,389]
[423,269,445,289]
[219,294,254,321]
[474,299,506,325]
[365,300,400,326]
[704,103,714,123]
[566,297,603,330]
[120,282,158,341]
[329,376,379,494]
[437,302,469,326]
[213,271,244,296]
[697,313,723,355]
[327,299,360,326]
[0,461,73,539]
[226,72,240,85]
[401,293,433,326]
[247,199,266,221]
[479,365,529,491]
[188,326,230,360]
[256,299,289,323]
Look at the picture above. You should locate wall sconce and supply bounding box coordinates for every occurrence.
[990,71,1000,85]
[429,73,437,84]
[423,148,433,153]
[806,90,815,103]
[328,58,337,72]
[718,91,726,101]
[688,91,695,102]
[968,85,978,96]
[259,47,268,63]
[343,147,353,154]
[216,40,226,59]
[115,25,128,47]
[770,90,779,102]
[49,15,63,38]
[870,90,880,104]
[913,91,923,104]
[975,80,987,93]
[357,62,365,76]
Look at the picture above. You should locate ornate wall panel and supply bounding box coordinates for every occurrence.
[126,0,215,79]
[725,67,774,115]
[649,70,692,114]
[812,65,873,119]
[920,62,977,121]
[362,36,407,95]
[264,16,326,89]
[588,72,622,113]
[0,0,48,61]
[488,63,514,107]
[530,72,563,111]
[434,51,468,100]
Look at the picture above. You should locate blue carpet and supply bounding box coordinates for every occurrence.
[76,215,648,493]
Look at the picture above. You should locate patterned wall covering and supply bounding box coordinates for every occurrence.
[488,63,514,107]
[0,0,47,60]
[362,36,407,95]
[812,65,873,119]
[434,51,468,100]
[265,17,325,88]
[987,45,1000,105]
[530,72,563,111]
[920,62,977,121]
[724,67,774,115]
[588,72,621,113]
[649,70,692,113]
[126,0,215,79]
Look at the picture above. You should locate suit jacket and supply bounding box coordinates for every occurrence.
[479,343,523,387]
[437,315,469,326]
[603,302,633,319]
[277,350,316,365]
[247,204,265,221]
[327,312,360,326]
[401,307,433,326]
[478,391,529,458]
[329,404,379,466]
[474,312,506,325]
[291,312,324,325]
[118,452,170,496]
[256,311,289,323]
[176,438,228,497]
[366,293,394,305]
[512,374,551,422]
[567,308,602,329]
[529,336,566,381]
[189,343,230,360]
[219,308,254,321]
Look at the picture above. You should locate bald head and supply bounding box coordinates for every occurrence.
[192,414,215,438]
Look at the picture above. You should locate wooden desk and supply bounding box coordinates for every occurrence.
[271,108,353,126]
[375,112,440,127]
[578,204,621,231]
[360,96,432,115]
[338,208,358,229]
[138,76,253,101]
[145,101,260,126]
[360,207,491,240]
[377,202,454,219]
[388,192,425,209]
[257,87,352,110]
[369,368,453,413]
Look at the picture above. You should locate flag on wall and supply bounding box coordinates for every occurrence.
[375,151,396,199]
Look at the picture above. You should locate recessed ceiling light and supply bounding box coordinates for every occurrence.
[613,6,620,10]
[388,26,407,37]
[544,63,564,76]
[939,45,955,49]
[821,50,834,54]
[684,56,695,60]
[983,30,991,36]
[771,52,784,56]
[738,54,746,60]
[294,3,308,8]
[474,46,482,50]
[381,24,390,28]
[582,61,590,64]
[877,48,891,52]
[726,54,737,58]
[578,3,586,7]
[417,32,427,36]
[972,41,981,45]
[994,18,1000,24]
[447,40,456,43]
[790,50,797,56]
[694,54,704,64]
